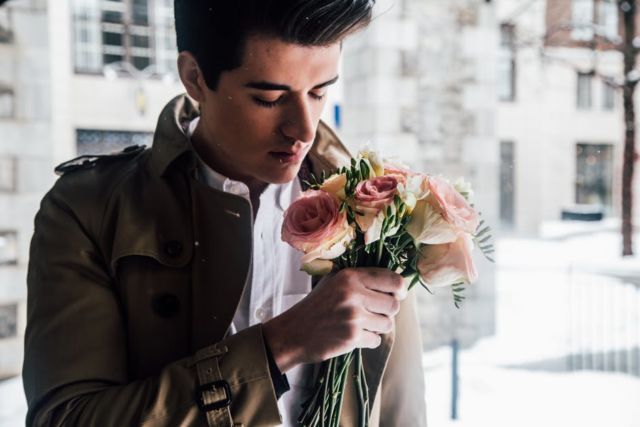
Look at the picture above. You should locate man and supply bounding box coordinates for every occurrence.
[23,1,426,425]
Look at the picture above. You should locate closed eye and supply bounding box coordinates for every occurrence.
[252,92,327,108]
[252,97,284,108]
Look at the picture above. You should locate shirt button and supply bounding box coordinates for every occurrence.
[254,306,270,322]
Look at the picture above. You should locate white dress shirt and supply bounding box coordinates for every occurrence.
[188,117,313,426]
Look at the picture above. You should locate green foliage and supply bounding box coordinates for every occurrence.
[474,219,495,263]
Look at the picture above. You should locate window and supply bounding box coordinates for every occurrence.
[602,81,616,110]
[72,0,176,74]
[0,231,18,266]
[76,129,152,155]
[0,8,12,43]
[572,0,595,41]
[73,0,101,72]
[575,143,613,208]
[499,24,517,102]
[0,304,18,339]
[577,72,593,110]
[0,156,16,193]
[597,0,619,41]
[500,141,516,228]
[0,84,14,118]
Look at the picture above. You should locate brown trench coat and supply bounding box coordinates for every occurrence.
[23,95,427,426]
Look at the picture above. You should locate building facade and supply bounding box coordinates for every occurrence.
[496,0,640,235]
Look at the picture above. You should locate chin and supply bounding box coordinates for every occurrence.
[263,165,302,185]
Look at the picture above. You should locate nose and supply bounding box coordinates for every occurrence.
[280,97,317,143]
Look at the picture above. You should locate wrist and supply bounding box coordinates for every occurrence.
[262,315,302,373]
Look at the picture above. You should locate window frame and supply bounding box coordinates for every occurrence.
[576,72,593,110]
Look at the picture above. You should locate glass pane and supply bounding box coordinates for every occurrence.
[572,0,594,40]
[575,143,613,207]
[102,10,123,24]
[0,156,16,191]
[602,82,615,111]
[0,304,18,339]
[103,31,123,47]
[132,0,149,26]
[577,73,592,109]
[131,34,149,48]
[103,53,124,65]
[500,141,515,227]
[0,230,18,265]
[0,91,14,118]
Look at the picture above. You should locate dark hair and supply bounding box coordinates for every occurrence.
[174,0,375,90]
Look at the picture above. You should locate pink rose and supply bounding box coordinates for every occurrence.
[282,190,354,274]
[352,176,399,244]
[417,234,478,287]
[354,176,398,209]
[407,176,479,244]
[428,176,479,234]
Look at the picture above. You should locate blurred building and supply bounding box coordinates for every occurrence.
[341,0,499,350]
[496,0,640,235]
[0,0,187,378]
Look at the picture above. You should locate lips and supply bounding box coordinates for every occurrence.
[269,148,306,164]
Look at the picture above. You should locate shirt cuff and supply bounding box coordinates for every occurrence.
[263,334,290,399]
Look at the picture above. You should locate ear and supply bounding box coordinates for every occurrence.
[177,51,207,102]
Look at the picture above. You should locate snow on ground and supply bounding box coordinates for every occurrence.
[424,226,640,427]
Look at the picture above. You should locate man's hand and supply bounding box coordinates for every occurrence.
[262,267,407,373]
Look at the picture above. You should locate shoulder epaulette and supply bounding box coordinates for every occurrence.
[54,144,146,176]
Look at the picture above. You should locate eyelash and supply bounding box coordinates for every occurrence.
[253,93,326,108]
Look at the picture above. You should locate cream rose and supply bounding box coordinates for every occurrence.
[406,175,480,244]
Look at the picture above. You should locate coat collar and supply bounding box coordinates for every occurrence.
[148,94,352,179]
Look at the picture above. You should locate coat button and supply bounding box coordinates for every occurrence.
[164,240,183,257]
[151,293,180,318]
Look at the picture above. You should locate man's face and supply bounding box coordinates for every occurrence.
[194,35,341,186]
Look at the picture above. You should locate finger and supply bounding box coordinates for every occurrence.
[357,330,382,349]
[361,288,400,316]
[359,311,394,334]
[357,268,407,300]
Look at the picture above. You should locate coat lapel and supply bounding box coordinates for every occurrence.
[188,179,253,350]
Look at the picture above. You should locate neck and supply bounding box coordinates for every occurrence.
[191,120,268,199]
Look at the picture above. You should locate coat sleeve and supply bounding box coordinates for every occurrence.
[379,291,428,426]
[23,188,282,426]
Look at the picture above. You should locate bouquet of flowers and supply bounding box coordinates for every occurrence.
[281,149,493,427]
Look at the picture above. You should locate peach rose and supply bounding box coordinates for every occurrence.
[282,190,354,275]
[352,176,399,244]
[383,163,413,186]
[320,173,347,200]
[406,176,479,244]
[417,234,478,287]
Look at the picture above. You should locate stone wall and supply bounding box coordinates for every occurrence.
[341,0,498,350]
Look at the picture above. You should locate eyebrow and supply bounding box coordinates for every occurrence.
[244,75,339,91]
